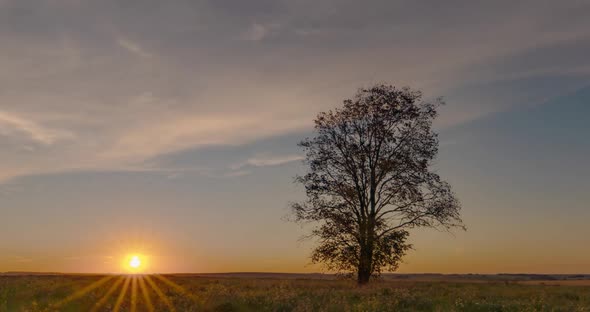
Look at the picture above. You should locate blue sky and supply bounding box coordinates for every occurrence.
[0,0,589,273]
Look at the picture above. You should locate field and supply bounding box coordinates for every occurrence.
[2,273,590,311]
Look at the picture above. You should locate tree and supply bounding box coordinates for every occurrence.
[292,84,464,285]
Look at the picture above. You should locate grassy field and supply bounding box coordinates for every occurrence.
[1,274,590,311]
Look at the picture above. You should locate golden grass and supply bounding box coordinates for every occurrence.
[2,274,590,311]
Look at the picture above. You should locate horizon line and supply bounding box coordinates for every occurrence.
[2,271,590,276]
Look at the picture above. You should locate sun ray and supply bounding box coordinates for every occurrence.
[153,274,197,301]
[90,276,125,312]
[144,275,176,312]
[52,275,114,309]
[138,276,155,312]
[130,275,138,312]
[113,276,132,312]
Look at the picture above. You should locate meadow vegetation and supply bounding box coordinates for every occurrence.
[1,274,590,311]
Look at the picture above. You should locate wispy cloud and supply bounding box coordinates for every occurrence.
[102,112,309,163]
[116,37,152,58]
[241,23,278,41]
[233,154,304,170]
[0,111,74,145]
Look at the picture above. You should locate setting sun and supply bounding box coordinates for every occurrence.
[129,255,141,269]
[123,254,148,273]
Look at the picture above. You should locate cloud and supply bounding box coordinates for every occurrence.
[116,37,152,58]
[0,111,74,145]
[102,111,310,163]
[232,154,304,170]
[244,154,304,167]
[222,153,304,178]
[241,23,278,41]
[0,0,589,183]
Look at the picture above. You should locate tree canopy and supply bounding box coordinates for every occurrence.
[292,84,464,285]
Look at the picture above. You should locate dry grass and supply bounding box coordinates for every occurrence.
[518,280,590,286]
[1,274,590,311]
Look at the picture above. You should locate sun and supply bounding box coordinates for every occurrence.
[129,255,141,269]
[123,254,147,273]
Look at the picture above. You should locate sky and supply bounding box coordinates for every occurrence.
[1,0,589,274]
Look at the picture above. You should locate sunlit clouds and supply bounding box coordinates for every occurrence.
[0,110,74,145]
[0,0,589,184]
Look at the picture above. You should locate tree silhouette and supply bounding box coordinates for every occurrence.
[292,84,464,285]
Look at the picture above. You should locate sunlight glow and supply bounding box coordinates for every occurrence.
[49,274,194,310]
[52,275,114,309]
[130,256,141,269]
[123,254,148,273]
[154,274,196,301]
[113,276,131,312]
[90,276,125,312]
[145,275,176,311]
[138,276,156,312]
[131,276,138,312]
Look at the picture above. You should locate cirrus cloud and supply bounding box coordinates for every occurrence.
[0,111,74,145]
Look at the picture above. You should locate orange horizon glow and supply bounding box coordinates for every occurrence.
[2,230,589,275]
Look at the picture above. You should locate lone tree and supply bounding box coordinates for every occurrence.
[292,84,464,285]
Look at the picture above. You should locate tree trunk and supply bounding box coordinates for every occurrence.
[357,264,371,285]
[357,216,376,286]
[357,245,373,285]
